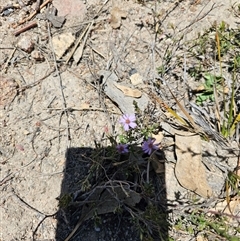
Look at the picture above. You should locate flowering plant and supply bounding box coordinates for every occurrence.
[77,110,166,240]
[119,114,137,131]
[116,113,160,156]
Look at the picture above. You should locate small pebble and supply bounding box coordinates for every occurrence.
[17,35,34,53]
[31,50,44,61]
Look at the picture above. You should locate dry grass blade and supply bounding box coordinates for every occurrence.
[230,114,240,137]
[2,47,16,73]
[215,30,228,135]
[189,104,230,147]
[13,0,52,28]
[158,77,197,129]
[167,86,197,128]
[66,22,93,64]
[147,90,187,126]
[225,170,240,216]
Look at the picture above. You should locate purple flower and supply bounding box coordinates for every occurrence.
[116,144,129,154]
[142,138,158,155]
[119,114,137,131]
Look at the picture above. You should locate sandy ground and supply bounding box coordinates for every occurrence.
[0,0,239,240]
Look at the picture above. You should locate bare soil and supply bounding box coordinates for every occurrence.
[0,1,239,241]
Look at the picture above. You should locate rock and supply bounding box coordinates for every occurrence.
[17,35,34,53]
[31,50,44,61]
[175,134,213,198]
[52,32,75,58]
[100,70,150,113]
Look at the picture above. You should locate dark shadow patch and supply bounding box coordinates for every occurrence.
[55,146,169,241]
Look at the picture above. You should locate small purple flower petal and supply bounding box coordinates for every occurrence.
[116,144,129,154]
[142,138,158,155]
[119,114,137,131]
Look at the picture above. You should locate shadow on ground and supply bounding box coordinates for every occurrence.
[55,146,169,241]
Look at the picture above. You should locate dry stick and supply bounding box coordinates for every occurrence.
[0,173,14,186]
[11,189,58,240]
[74,21,94,64]
[47,107,118,115]
[18,67,56,91]
[155,3,217,75]
[66,68,120,134]
[158,76,197,128]
[94,0,110,18]
[67,68,99,92]
[66,22,92,64]
[32,211,58,240]
[64,183,122,241]
[13,21,37,36]
[13,0,52,28]
[179,2,219,33]
[213,45,222,133]
[13,190,46,216]
[90,46,106,59]
[47,23,71,147]
[2,47,16,73]
[0,46,15,49]
[4,67,55,113]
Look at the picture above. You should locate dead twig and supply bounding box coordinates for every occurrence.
[18,67,56,91]
[94,0,110,18]
[11,188,58,241]
[89,45,106,59]
[2,47,16,73]
[4,67,55,112]
[12,0,52,28]
[13,21,37,36]
[179,3,219,33]
[66,22,93,64]
[46,107,119,115]
[47,22,71,146]
[0,173,14,186]
[32,211,58,240]
[12,189,46,215]
[63,203,99,241]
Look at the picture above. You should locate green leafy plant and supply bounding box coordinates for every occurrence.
[61,109,170,240]
[174,210,240,240]
[196,73,222,105]
[59,193,72,208]
[186,21,240,138]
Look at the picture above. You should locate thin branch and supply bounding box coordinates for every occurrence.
[13,21,37,36]
[47,23,71,147]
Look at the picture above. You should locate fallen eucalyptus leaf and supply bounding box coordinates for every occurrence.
[100,70,149,113]
[114,83,142,98]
